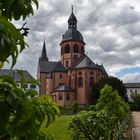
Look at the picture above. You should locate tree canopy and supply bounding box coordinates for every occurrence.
[90,76,128,104]
[0,0,38,68]
[0,1,59,139]
[69,85,130,140]
[131,93,140,111]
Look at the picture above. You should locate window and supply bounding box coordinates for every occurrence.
[79,72,82,75]
[89,77,94,87]
[17,83,20,87]
[78,77,83,87]
[64,44,70,53]
[59,83,64,85]
[66,61,69,67]
[130,89,133,93]
[90,71,94,75]
[59,93,63,100]
[81,46,84,54]
[24,84,28,89]
[66,93,70,100]
[30,84,36,89]
[60,74,62,79]
[135,89,137,93]
[74,45,78,53]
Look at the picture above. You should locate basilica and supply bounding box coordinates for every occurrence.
[37,9,107,106]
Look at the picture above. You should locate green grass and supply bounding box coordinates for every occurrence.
[41,115,73,140]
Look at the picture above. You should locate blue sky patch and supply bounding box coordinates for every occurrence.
[115,67,140,77]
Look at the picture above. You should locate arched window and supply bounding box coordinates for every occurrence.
[78,77,83,87]
[59,74,62,79]
[66,61,69,67]
[59,93,63,100]
[66,93,70,100]
[79,72,82,75]
[74,45,78,53]
[81,46,84,54]
[64,44,70,53]
[89,77,94,87]
[90,71,94,75]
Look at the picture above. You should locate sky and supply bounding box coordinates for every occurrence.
[4,0,140,83]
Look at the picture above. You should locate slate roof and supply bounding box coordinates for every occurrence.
[124,83,140,88]
[0,69,34,82]
[62,29,84,43]
[68,13,77,22]
[54,84,74,92]
[74,55,98,69]
[68,55,108,76]
[98,65,108,75]
[40,40,48,61]
[39,61,65,73]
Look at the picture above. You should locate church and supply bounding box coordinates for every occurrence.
[37,9,107,107]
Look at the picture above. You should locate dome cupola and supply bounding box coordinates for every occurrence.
[68,6,77,29]
[60,6,85,45]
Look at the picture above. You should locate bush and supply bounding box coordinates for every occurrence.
[72,101,79,114]
[69,85,130,140]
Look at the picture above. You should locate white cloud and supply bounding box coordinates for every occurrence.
[121,73,140,83]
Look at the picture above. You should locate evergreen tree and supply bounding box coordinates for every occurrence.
[90,76,128,104]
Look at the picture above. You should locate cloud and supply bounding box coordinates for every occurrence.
[4,0,140,82]
[121,73,140,83]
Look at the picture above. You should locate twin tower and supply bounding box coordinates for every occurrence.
[37,8,107,106]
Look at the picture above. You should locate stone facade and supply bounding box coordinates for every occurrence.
[37,10,107,106]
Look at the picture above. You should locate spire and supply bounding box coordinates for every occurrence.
[71,5,74,14]
[68,5,77,29]
[40,39,48,61]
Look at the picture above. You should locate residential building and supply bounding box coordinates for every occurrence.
[124,83,140,102]
[0,69,39,93]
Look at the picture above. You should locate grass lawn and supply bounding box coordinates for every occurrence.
[41,115,73,140]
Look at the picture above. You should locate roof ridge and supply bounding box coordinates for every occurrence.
[73,54,98,69]
[69,54,86,69]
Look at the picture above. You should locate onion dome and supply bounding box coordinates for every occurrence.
[61,6,85,44]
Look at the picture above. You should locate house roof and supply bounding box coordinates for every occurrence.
[98,65,108,75]
[124,83,140,88]
[54,84,74,92]
[62,29,84,44]
[39,61,65,73]
[72,55,98,69]
[68,54,108,76]
[0,69,34,82]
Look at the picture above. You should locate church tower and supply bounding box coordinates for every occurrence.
[60,6,85,68]
[39,40,48,62]
[37,40,49,95]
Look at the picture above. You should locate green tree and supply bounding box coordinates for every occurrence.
[0,1,59,139]
[131,93,140,111]
[69,85,130,140]
[96,85,130,140]
[90,76,128,104]
[0,0,38,68]
[72,101,79,114]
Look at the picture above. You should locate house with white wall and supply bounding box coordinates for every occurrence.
[0,69,39,94]
[124,83,140,102]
